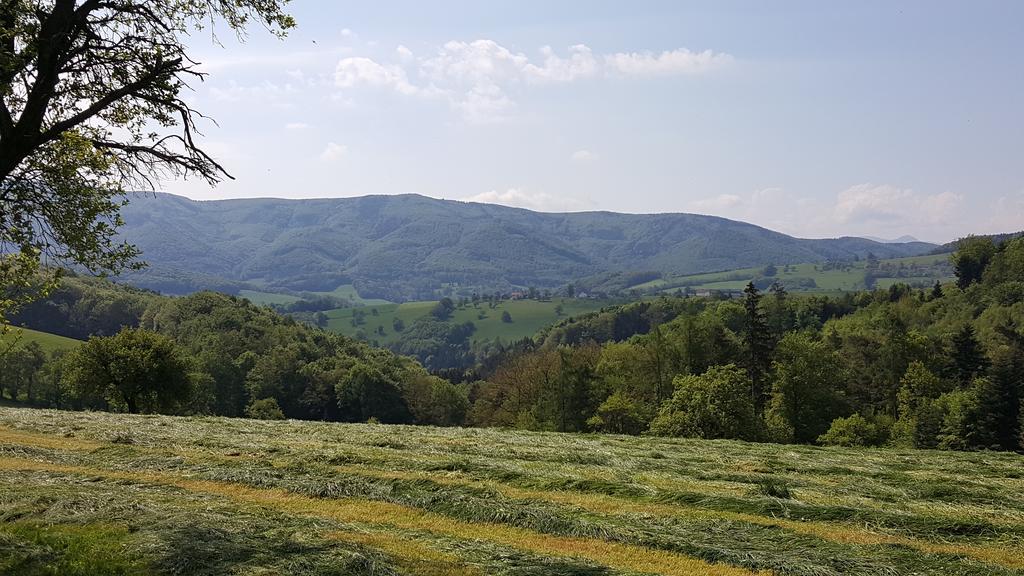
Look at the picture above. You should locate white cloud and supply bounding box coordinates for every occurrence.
[285,122,309,130]
[985,191,1024,233]
[333,57,419,95]
[208,80,299,106]
[834,184,962,226]
[690,193,742,211]
[318,142,348,162]
[689,184,968,240]
[605,48,733,76]
[396,44,414,61]
[571,149,597,162]
[463,188,590,212]
[331,39,731,122]
[526,45,599,83]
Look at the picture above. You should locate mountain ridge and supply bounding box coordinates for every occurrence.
[118,192,938,300]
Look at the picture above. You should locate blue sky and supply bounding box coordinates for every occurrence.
[170,1,1024,242]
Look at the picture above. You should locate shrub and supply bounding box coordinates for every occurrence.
[818,413,880,447]
[246,397,285,420]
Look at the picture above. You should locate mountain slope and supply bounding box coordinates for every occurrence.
[118,193,935,300]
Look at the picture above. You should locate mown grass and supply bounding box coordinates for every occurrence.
[1,407,1022,575]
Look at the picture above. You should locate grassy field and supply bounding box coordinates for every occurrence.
[326,298,608,345]
[633,254,955,294]
[241,284,393,308]
[1,408,1022,575]
[0,327,81,354]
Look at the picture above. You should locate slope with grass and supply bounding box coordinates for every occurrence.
[0,327,82,354]
[0,407,1021,575]
[617,253,956,295]
[327,298,608,345]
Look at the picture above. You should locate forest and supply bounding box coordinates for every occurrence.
[2,235,1022,452]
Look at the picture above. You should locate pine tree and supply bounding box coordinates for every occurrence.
[743,282,774,413]
[949,325,989,386]
[976,346,1024,450]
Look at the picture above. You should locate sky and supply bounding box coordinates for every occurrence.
[167,1,1024,243]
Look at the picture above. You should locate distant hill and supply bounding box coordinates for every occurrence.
[862,235,921,244]
[118,193,937,301]
[933,231,1024,254]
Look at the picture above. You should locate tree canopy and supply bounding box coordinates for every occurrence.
[0,0,293,322]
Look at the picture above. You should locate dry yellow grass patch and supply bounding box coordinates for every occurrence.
[0,457,761,576]
[0,426,102,451]
[332,462,1024,570]
[329,530,484,576]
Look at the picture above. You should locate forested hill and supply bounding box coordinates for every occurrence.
[119,192,936,300]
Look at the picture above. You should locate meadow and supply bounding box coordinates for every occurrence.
[1,407,1022,575]
[0,327,81,354]
[326,298,608,345]
[630,254,955,294]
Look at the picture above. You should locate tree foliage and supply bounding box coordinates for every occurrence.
[0,0,293,322]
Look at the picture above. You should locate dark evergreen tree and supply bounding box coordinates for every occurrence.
[949,325,989,386]
[742,282,774,412]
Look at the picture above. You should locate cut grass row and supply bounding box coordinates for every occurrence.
[1,407,1022,575]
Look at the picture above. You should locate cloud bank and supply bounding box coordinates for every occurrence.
[333,40,732,122]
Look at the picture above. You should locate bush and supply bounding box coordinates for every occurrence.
[818,413,880,447]
[587,392,645,435]
[246,397,285,420]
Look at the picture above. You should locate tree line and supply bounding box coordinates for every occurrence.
[2,236,1022,452]
[465,236,1024,451]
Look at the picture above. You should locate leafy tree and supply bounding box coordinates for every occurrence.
[0,1,293,322]
[764,333,847,443]
[431,298,456,320]
[403,373,469,427]
[951,236,997,289]
[0,340,45,401]
[335,361,411,424]
[587,392,645,435]
[649,364,761,441]
[891,361,948,448]
[501,310,513,323]
[62,328,190,413]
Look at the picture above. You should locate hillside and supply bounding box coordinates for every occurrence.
[1,407,1021,576]
[600,253,956,295]
[328,297,608,346]
[0,327,81,354]
[116,193,936,301]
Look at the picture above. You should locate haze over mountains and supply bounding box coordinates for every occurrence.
[120,192,937,300]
